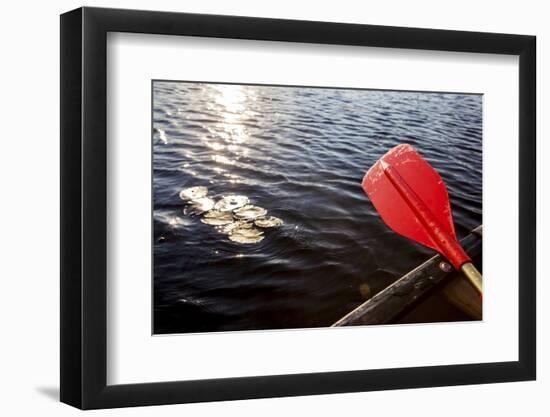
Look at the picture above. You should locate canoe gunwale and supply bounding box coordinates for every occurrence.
[332,225,482,327]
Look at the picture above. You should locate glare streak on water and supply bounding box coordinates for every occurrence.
[153,82,482,334]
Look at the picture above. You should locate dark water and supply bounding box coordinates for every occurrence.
[152,81,482,334]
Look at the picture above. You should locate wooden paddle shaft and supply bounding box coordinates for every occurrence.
[460,262,483,294]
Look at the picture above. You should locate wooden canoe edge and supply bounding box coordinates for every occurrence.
[332,225,482,327]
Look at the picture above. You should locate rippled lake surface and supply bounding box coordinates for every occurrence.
[153,81,482,334]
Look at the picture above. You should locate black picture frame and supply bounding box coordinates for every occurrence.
[60,6,536,410]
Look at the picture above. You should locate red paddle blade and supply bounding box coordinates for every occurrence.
[362,144,470,269]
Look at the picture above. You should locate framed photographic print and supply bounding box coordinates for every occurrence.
[60,6,536,409]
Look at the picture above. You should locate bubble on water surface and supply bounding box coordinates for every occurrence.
[254,216,283,228]
[233,205,267,220]
[179,186,208,201]
[214,195,249,212]
[201,210,234,225]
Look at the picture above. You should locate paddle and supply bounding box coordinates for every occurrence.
[362,144,482,295]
